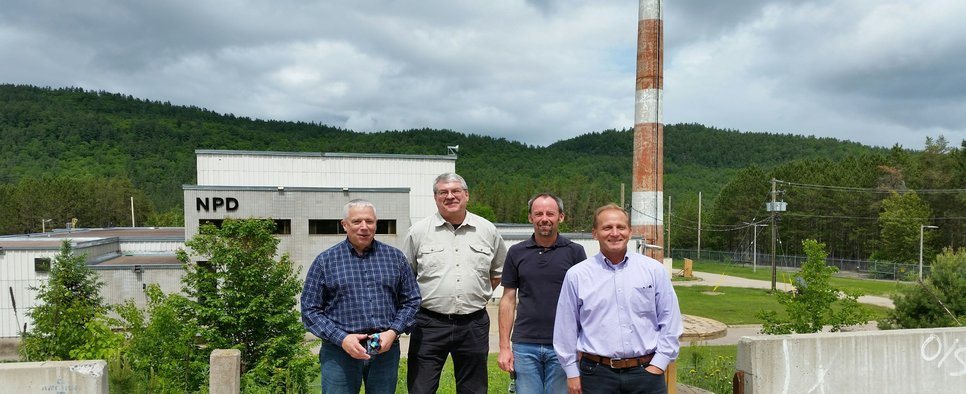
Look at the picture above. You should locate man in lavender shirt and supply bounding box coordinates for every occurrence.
[553,204,683,394]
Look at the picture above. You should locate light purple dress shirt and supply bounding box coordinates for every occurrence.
[553,251,683,378]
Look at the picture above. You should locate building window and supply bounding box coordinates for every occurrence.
[273,219,292,235]
[35,257,51,273]
[309,220,343,235]
[308,219,397,235]
[377,220,397,235]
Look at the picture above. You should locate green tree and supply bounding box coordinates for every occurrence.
[758,239,871,334]
[176,219,314,391]
[20,240,120,361]
[877,191,933,264]
[881,248,966,328]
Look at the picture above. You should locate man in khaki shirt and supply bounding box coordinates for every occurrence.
[403,172,508,394]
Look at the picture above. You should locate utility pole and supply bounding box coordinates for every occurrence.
[621,182,627,209]
[770,179,777,291]
[697,191,702,261]
[667,196,671,258]
[919,225,939,280]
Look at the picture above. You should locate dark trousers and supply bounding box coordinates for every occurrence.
[578,358,667,394]
[406,308,489,394]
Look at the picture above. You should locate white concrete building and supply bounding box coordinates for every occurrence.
[185,149,457,276]
[0,228,184,338]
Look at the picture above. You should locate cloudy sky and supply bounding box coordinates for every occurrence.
[2,0,963,149]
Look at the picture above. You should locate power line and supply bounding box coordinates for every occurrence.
[783,212,966,221]
[777,180,966,194]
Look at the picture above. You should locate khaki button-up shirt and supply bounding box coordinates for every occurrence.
[403,211,507,314]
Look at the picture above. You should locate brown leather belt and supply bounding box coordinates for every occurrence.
[580,352,654,369]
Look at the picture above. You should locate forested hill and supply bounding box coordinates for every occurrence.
[2,84,886,233]
[550,126,874,169]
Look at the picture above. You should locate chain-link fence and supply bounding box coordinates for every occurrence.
[668,248,928,281]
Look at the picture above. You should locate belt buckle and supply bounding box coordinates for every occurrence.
[609,358,622,368]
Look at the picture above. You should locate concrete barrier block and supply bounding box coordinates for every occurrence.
[736,327,966,393]
[210,348,241,394]
[0,360,108,393]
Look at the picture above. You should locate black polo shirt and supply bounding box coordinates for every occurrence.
[501,234,587,344]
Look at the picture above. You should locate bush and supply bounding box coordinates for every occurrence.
[881,248,966,329]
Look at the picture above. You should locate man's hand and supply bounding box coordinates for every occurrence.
[341,333,371,360]
[497,347,514,372]
[645,365,664,375]
[376,329,398,354]
[567,376,581,394]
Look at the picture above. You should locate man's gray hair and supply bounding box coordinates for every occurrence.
[433,172,468,193]
[528,193,565,215]
[343,199,376,219]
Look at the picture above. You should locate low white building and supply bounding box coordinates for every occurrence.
[0,228,184,338]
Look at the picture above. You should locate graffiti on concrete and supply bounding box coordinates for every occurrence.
[920,334,966,377]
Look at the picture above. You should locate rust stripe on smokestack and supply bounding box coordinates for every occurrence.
[632,0,664,261]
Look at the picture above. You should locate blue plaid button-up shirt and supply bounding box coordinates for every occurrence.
[301,239,421,345]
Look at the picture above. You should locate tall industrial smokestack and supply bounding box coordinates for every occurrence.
[632,0,664,260]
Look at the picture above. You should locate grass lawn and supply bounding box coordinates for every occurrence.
[672,259,910,297]
[675,285,891,325]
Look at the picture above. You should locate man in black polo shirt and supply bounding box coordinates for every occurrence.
[498,193,587,393]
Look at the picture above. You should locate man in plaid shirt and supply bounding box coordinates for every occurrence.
[301,199,421,393]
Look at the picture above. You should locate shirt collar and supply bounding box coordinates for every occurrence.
[432,211,477,229]
[523,233,571,249]
[343,238,378,257]
[595,251,629,269]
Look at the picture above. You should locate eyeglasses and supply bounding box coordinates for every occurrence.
[435,189,466,197]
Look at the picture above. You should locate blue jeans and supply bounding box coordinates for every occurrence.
[320,342,399,394]
[512,342,567,394]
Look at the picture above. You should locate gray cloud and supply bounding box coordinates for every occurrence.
[0,0,962,149]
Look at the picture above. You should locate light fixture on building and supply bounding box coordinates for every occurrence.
[277,186,285,193]
[133,265,143,274]
[447,145,459,155]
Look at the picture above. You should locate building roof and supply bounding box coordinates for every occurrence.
[196,149,457,161]
[0,227,185,250]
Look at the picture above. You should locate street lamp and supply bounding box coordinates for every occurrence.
[41,219,53,234]
[919,225,939,280]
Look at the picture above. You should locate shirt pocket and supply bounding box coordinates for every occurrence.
[416,244,446,273]
[630,285,658,318]
[468,243,494,273]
